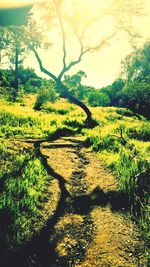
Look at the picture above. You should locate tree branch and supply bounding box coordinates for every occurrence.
[53,0,67,71]
[58,28,118,80]
[58,28,84,80]
[80,12,107,40]
[58,51,83,80]
[83,29,118,53]
[31,46,58,82]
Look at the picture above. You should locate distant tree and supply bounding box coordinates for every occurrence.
[64,71,110,106]
[118,41,150,117]
[121,41,150,83]
[101,78,125,106]
[88,90,110,107]
[25,0,143,126]
[18,67,42,93]
[118,81,150,118]
[17,66,38,84]
[0,26,29,96]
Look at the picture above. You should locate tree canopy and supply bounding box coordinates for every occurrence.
[101,40,150,118]
[21,0,143,125]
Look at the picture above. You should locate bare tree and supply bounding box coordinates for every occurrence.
[28,0,143,126]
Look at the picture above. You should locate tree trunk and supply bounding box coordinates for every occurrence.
[66,92,92,119]
[57,81,96,128]
[32,47,96,128]
[14,46,19,96]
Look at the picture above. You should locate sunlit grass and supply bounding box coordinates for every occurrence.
[83,106,150,246]
[0,140,53,251]
[0,97,86,138]
[0,95,149,253]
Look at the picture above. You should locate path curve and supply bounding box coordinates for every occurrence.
[6,136,147,267]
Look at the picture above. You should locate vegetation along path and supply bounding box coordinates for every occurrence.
[7,136,147,267]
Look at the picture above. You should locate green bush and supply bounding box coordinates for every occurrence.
[34,87,58,110]
[86,134,121,152]
[0,86,16,101]
[127,123,150,141]
[88,91,110,107]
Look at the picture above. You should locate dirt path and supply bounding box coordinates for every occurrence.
[8,137,147,266]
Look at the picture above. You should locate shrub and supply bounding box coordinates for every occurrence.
[0,86,17,101]
[34,88,58,110]
[88,91,110,107]
[127,123,150,141]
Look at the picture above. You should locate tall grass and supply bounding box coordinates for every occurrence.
[0,140,52,256]
[83,107,150,247]
[0,98,85,139]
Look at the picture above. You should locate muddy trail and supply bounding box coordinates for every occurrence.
[5,137,147,267]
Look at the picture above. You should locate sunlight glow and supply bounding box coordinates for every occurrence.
[0,0,34,8]
[2,0,149,88]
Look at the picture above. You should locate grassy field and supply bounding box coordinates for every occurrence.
[0,95,85,139]
[83,107,150,246]
[0,95,149,262]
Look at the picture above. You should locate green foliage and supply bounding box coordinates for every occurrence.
[127,123,150,141]
[118,82,150,118]
[63,118,84,128]
[64,71,86,89]
[99,41,150,119]
[34,81,59,110]
[115,150,150,242]
[64,71,87,100]
[122,41,150,83]
[0,93,149,252]
[119,41,150,118]
[101,78,125,106]
[64,71,110,107]
[0,98,85,139]
[0,111,40,127]
[18,66,39,85]
[0,108,44,138]
[88,91,110,107]
[0,69,15,87]
[86,134,121,152]
[0,67,44,99]
[0,86,16,101]
[42,104,69,115]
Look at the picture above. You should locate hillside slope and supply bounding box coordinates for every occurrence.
[0,97,149,266]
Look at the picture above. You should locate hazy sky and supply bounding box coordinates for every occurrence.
[0,0,33,8]
[3,0,149,88]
